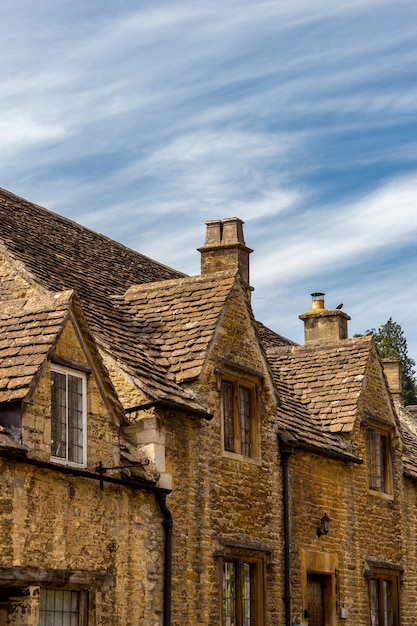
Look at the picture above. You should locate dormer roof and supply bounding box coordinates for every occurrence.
[0,289,126,425]
[121,272,238,382]
[266,335,374,435]
[0,291,74,403]
[0,187,208,415]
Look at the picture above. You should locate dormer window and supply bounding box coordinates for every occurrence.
[51,365,87,465]
[366,429,393,496]
[221,378,259,459]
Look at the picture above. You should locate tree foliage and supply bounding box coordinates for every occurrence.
[365,318,417,406]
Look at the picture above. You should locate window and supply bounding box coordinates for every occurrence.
[40,589,83,626]
[222,554,264,626]
[51,365,87,465]
[369,572,399,626]
[222,379,257,458]
[366,430,392,495]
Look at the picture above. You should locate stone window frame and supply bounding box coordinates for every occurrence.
[0,567,112,625]
[220,546,266,626]
[220,368,261,463]
[365,425,393,499]
[50,364,88,468]
[365,562,401,626]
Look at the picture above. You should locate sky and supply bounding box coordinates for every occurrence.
[1,1,417,361]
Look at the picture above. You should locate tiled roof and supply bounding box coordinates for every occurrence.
[255,321,297,349]
[122,272,237,382]
[0,291,72,402]
[0,188,207,414]
[397,406,417,480]
[275,372,361,461]
[266,336,373,434]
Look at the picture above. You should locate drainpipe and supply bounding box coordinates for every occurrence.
[278,435,295,626]
[157,492,173,626]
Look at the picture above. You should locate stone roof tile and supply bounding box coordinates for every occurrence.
[0,291,73,402]
[0,188,208,415]
[266,336,373,436]
[121,272,237,383]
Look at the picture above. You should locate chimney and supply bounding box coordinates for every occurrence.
[299,293,350,345]
[382,358,402,406]
[198,218,253,291]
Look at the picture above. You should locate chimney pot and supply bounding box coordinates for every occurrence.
[198,217,253,294]
[299,293,350,344]
[204,220,222,245]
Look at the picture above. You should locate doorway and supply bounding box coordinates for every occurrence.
[307,574,331,626]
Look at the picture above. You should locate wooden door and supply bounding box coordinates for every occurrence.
[307,574,325,626]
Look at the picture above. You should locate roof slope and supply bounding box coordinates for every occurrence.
[256,321,297,349]
[266,336,373,434]
[0,188,206,413]
[0,187,183,302]
[275,370,361,461]
[397,406,417,480]
[122,272,237,382]
[0,291,73,402]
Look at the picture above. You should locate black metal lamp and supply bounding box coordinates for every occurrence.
[317,513,331,538]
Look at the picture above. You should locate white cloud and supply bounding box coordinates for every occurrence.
[252,173,417,289]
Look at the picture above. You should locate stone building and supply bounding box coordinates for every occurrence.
[0,187,417,626]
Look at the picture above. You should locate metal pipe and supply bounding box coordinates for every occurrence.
[0,448,169,494]
[157,492,173,626]
[279,436,295,626]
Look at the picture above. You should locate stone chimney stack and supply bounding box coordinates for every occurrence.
[198,218,253,291]
[382,358,402,406]
[299,293,350,345]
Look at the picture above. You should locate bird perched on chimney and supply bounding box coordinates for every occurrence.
[336,303,343,310]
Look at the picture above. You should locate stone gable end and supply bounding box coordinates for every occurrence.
[187,284,277,412]
[0,249,44,301]
[22,317,120,469]
[357,347,399,430]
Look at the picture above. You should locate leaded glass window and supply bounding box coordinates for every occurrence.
[39,589,80,626]
[51,366,86,465]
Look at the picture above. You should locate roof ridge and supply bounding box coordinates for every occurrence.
[123,271,237,299]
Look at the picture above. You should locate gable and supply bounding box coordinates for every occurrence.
[197,284,279,409]
[0,291,127,450]
[357,347,400,433]
[267,336,373,434]
[122,271,238,383]
[0,292,72,404]
[0,247,45,302]
[22,316,121,465]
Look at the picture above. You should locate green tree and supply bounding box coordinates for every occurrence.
[365,318,417,406]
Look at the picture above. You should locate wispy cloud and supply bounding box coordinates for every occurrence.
[1,0,417,356]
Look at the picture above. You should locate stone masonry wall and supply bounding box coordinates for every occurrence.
[162,286,284,625]
[288,349,408,626]
[0,259,166,625]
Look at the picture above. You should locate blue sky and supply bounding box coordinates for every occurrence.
[2,1,417,361]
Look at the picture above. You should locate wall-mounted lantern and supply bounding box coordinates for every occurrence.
[317,513,331,538]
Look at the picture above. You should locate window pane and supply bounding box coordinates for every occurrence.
[370,579,380,626]
[68,374,84,464]
[222,382,235,452]
[51,371,67,459]
[242,562,256,626]
[51,368,85,465]
[223,561,236,626]
[40,589,80,626]
[367,431,386,492]
[383,580,393,626]
[239,387,251,457]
